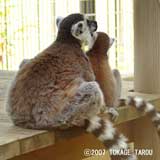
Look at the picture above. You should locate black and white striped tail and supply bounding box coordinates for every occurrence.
[84,116,137,160]
[126,96,160,136]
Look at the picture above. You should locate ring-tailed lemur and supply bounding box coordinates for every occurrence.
[82,31,160,159]
[86,32,121,120]
[6,13,159,160]
[84,31,160,137]
[6,13,98,128]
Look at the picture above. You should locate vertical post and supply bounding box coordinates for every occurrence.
[134,0,160,93]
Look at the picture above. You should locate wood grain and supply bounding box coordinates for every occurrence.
[82,153,111,160]
[131,116,160,160]
[10,134,106,160]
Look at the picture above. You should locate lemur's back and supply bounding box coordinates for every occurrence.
[7,42,95,129]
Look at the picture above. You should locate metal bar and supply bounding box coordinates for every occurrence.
[115,0,118,68]
[21,0,24,59]
[4,0,8,69]
[37,0,40,51]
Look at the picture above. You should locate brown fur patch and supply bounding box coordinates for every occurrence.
[7,41,95,129]
[87,32,120,107]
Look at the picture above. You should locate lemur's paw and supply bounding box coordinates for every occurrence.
[105,107,119,121]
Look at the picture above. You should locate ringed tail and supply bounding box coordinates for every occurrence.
[84,116,137,160]
[126,96,160,136]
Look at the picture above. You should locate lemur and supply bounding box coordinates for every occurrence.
[83,31,160,159]
[85,31,160,137]
[86,32,121,119]
[6,13,99,129]
[6,13,159,160]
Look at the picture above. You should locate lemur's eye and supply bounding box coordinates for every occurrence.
[75,22,83,36]
[78,23,83,29]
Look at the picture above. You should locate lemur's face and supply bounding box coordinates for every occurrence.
[56,14,98,49]
[71,17,98,49]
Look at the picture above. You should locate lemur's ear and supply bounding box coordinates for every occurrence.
[109,37,115,47]
[87,20,97,32]
[56,16,64,28]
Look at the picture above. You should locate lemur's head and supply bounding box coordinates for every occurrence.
[56,13,98,49]
[90,32,114,54]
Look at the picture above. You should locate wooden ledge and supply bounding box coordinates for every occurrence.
[0,71,160,160]
[0,115,55,160]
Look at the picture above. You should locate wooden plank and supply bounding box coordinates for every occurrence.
[131,116,160,160]
[0,115,55,160]
[99,96,160,126]
[0,71,160,159]
[82,153,111,160]
[10,134,105,160]
[8,120,135,160]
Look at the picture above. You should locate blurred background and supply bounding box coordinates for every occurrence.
[0,0,133,76]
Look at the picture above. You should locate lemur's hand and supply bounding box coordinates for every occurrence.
[105,107,119,122]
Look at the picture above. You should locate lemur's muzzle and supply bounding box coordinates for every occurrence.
[87,20,97,32]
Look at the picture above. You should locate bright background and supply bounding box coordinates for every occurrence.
[0,0,134,76]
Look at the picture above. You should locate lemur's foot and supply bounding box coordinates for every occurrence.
[105,107,119,121]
